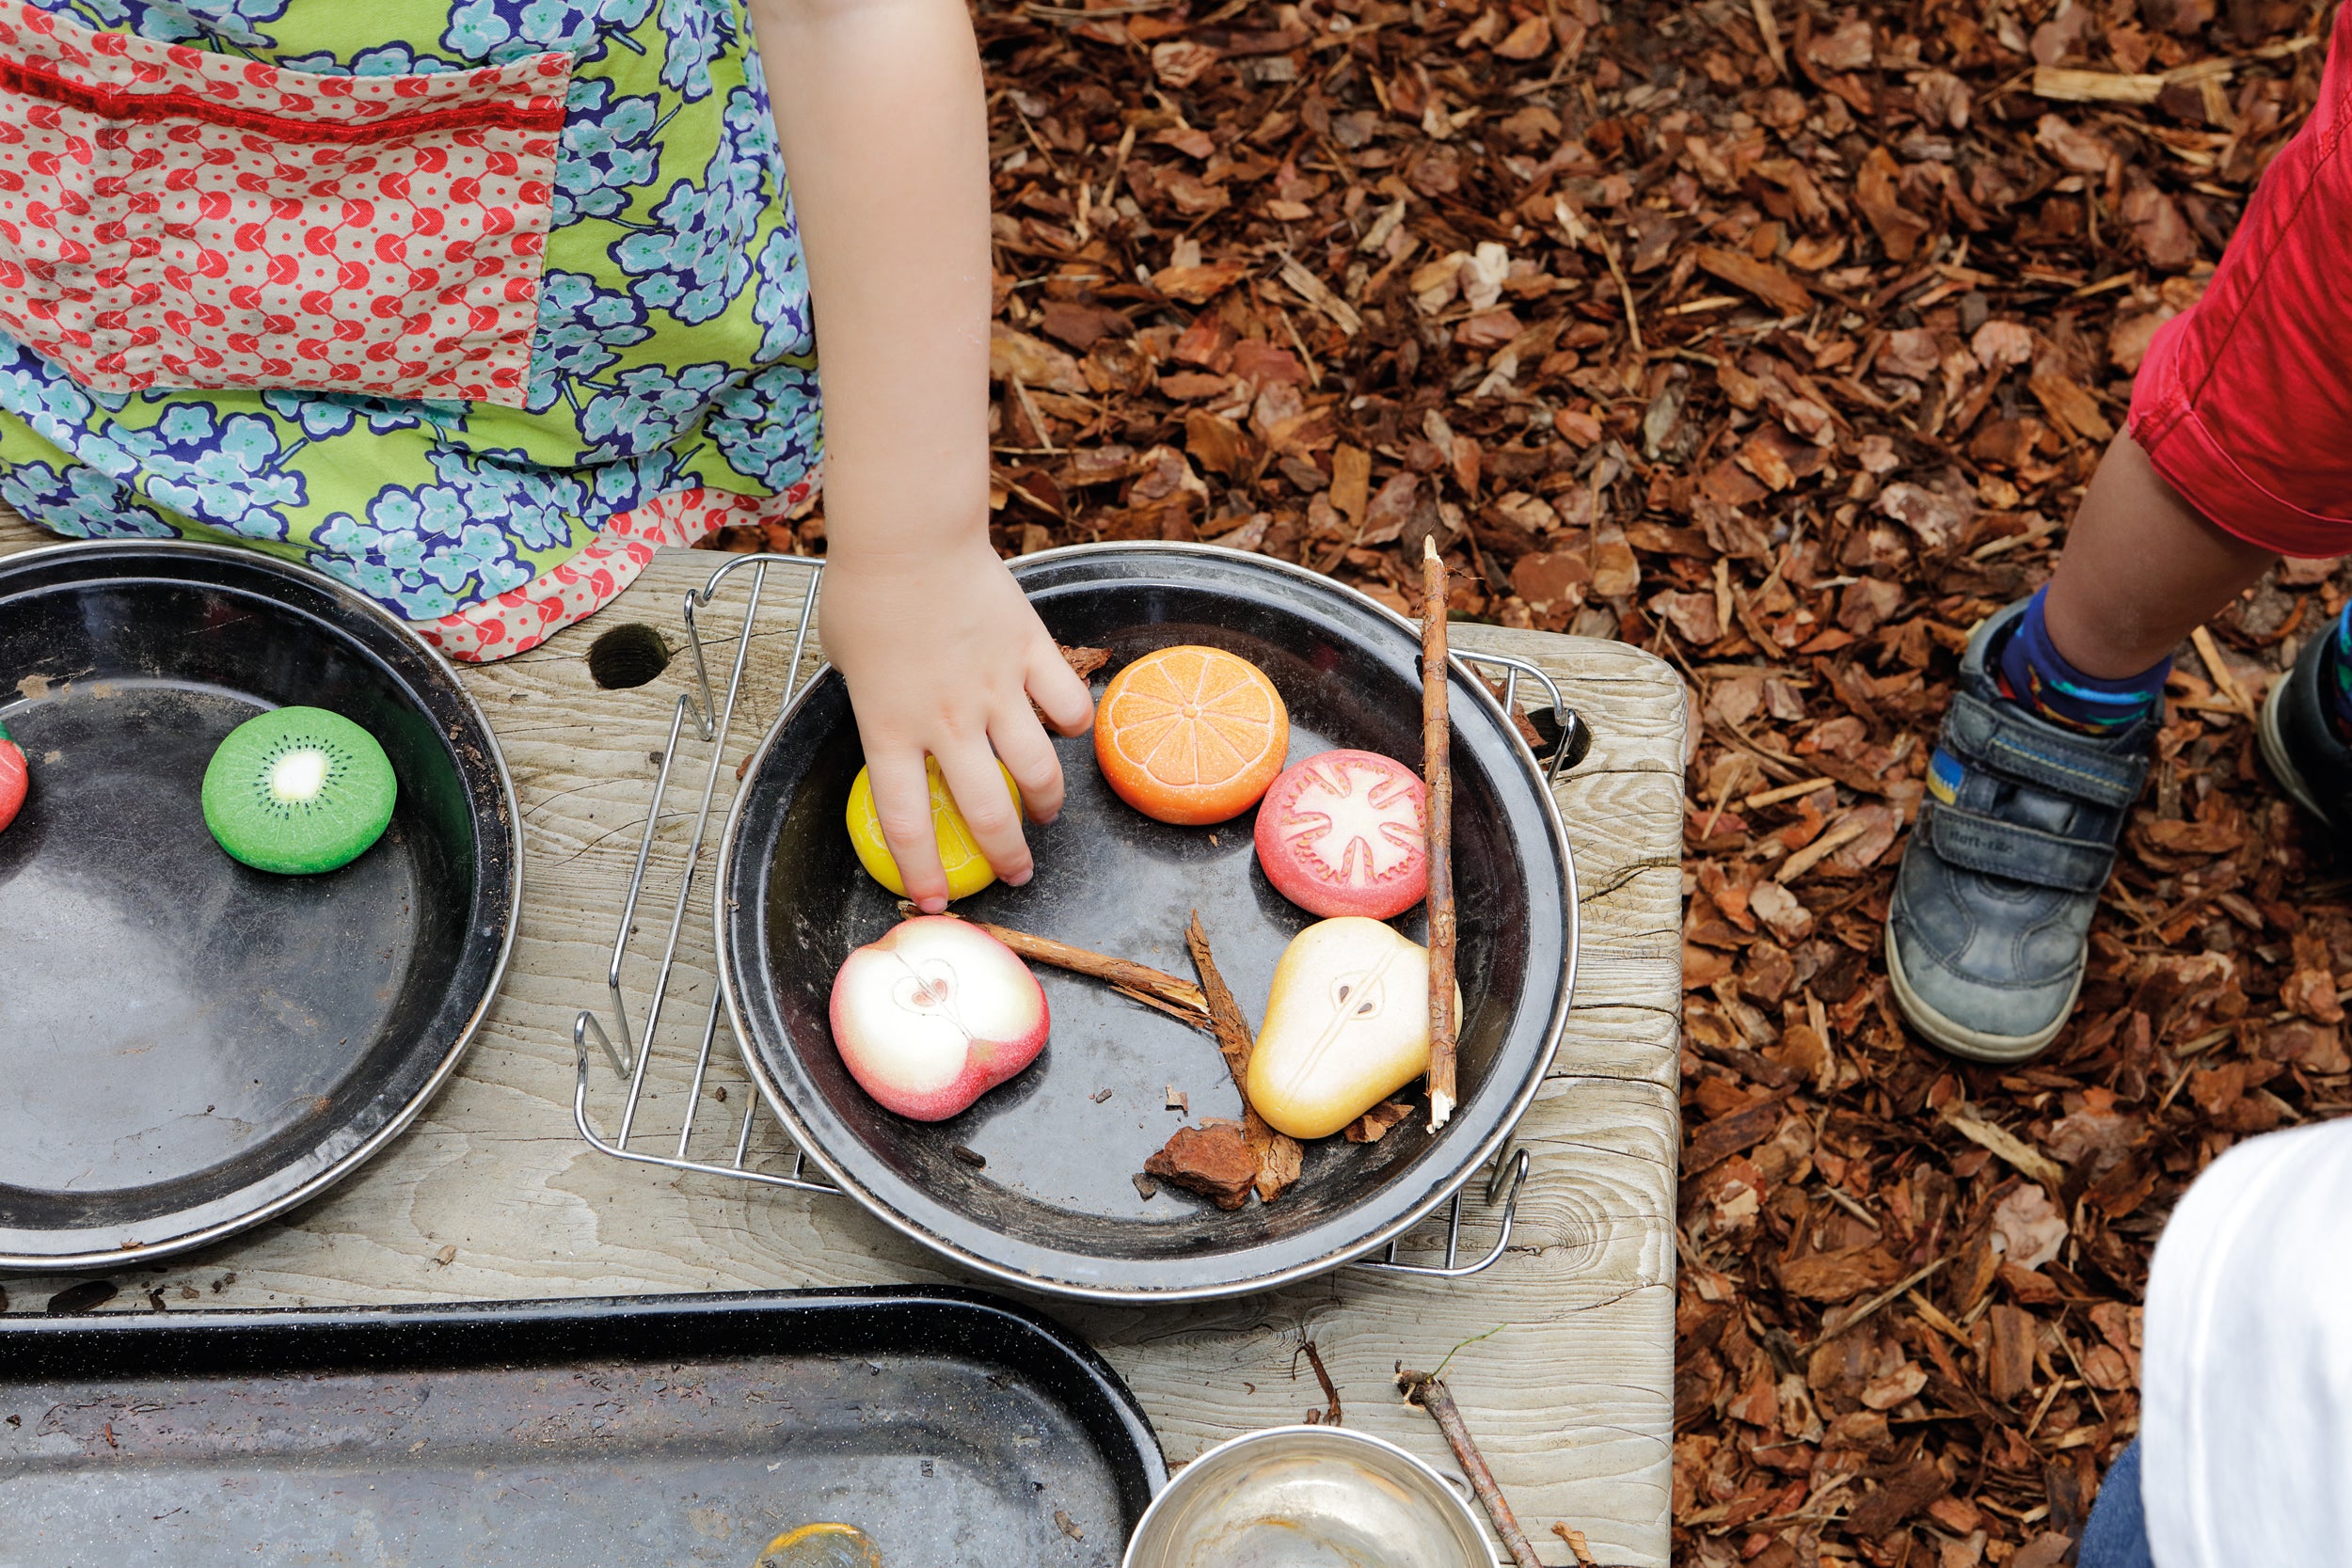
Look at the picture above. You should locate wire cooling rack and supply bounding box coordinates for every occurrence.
[571,549,1588,1280]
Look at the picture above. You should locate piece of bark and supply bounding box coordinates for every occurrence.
[1032,644,1114,725]
[1186,911,1305,1202]
[1344,1101,1417,1143]
[901,906,1213,1032]
[1843,1457,1949,1538]
[1255,1132,1303,1196]
[1421,538,1458,1131]
[1144,1122,1257,1209]
[1480,673,1548,752]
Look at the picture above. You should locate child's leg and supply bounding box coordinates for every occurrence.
[1982,433,2274,747]
[1883,466,2175,1063]
[2076,1440,2153,1568]
[2040,432,2278,680]
[1888,0,2352,1063]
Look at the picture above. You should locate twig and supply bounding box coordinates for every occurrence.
[1600,235,1645,360]
[1186,911,1303,1202]
[1397,1368,1542,1568]
[1277,249,1362,337]
[900,904,1212,1031]
[1421,537,1459,1132]
[1773,816,1868,884]
[1804,1258,1947,1350]
[1747,0,1788,78]
[1696,753,1750,841]
[1744,775,1834,811]
[1299,1338,1343,1425]
[1010,376,1058,453]
[2190,625,2257,721]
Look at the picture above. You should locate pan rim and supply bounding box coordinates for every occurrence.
[0,537,523,1271]
[715,541,1578,1303]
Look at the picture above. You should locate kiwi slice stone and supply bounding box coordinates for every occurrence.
[202,707,397,876]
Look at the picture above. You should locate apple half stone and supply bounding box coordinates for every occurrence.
[829,916,1051,1121]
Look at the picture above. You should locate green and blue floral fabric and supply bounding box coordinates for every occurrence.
[0,0,818,628]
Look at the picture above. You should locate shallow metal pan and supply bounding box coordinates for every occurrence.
[0,540,519,1268]
[718,544,1575,1301]
[0,1286,1164,1564]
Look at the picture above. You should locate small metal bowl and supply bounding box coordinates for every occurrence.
[1124,1426,1491,1567]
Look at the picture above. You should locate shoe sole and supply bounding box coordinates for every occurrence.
[2259,674,2337,831]
[1883,923,2076,1065]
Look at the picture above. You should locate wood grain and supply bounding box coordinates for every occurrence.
[0,518,1684,1566]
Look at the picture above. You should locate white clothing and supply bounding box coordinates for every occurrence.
[2144,1118,2352,1567]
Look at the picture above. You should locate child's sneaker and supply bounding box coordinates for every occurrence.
[1885,601,2155,1062]
[2260,627,2352,836]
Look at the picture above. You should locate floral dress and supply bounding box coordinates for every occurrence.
[0,0,818,658]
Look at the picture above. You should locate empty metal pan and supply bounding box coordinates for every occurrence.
[0,541,518,1268]
[718,544,1575,1302]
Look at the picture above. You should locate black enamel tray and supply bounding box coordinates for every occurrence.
[718,544,1576,1301]
[0,541,518,1268]
[0,1288,1164,1564]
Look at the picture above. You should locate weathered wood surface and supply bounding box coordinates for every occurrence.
[0,519,1684,1567]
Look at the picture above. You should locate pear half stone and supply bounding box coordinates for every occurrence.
[1248,916,1461,1140]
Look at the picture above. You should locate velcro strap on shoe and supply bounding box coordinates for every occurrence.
[1944,690,2148,810]
[1926,800,2116,894]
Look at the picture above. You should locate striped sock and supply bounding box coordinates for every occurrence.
[1993,588,2169,736]
[2326,601,2352,741]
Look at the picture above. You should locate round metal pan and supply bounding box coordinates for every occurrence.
[718,544,1575,1302]
[0,541,519,1269]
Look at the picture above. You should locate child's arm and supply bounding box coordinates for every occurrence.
[749,0,1092,912]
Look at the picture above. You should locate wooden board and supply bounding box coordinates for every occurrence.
[0,518,1684,1567]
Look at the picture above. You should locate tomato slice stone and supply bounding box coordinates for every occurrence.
[0,722,24,835]
[1252,748,1428,920]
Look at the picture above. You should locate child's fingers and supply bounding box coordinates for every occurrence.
[990,705,1066,826]
[936,739,1032,887]
[867,747,951,913]
[1028,641,1095,737]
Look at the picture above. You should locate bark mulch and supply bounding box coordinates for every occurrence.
[706,0,2346,1560]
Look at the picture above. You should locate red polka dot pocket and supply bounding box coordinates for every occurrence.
[0,1,569,407]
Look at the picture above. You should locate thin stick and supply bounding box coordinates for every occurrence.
[1772,816,1868,884]
[2190,624,2256,720]
[1696,753,1751,840]
[1186,911,1303,1202]
[899,904,1211,1031]
[1299,1338,1343,1425]
[1742,774,1833,811]
[1421,536,1458,1132]
[1397,1369,1541,1568]
[1601,235,1645,360]
[1184,911,1257,1088]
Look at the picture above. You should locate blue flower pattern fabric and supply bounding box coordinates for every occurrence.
[612,85,778,325]
[0,0,821,656]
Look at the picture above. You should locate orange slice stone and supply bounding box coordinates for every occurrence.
[1093,644,1290,825]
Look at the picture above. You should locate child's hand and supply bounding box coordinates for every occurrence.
[752,0,1079,906]
[820,537,1093,911]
